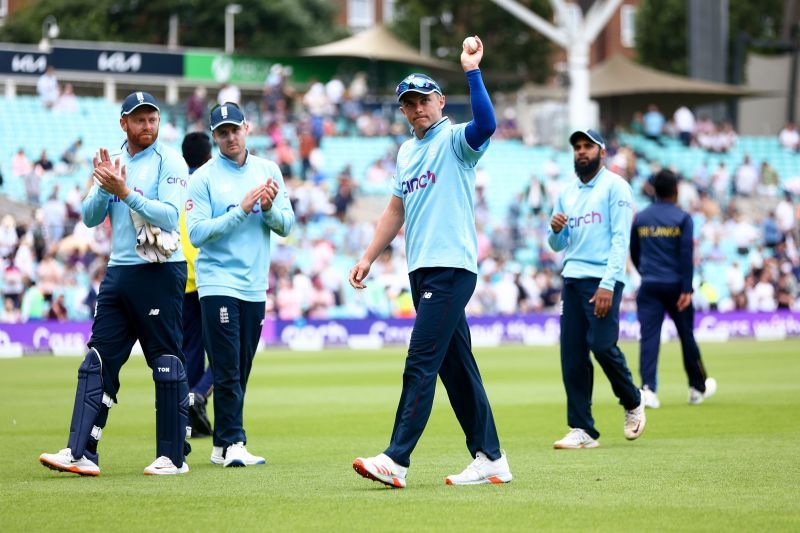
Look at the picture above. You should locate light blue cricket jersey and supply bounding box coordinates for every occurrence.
[81,139,187,266]
[186,150,294,302]
[546,167,634,290]
[392,117,489,274]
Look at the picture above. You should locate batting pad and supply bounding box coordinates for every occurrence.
[152,355,190,467]
[67,348,111,462]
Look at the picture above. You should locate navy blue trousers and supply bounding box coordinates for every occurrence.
[200,295,264,449]
[183,291,213,397]
[637,282,707,393]
[384,267,502,467]
[560,278,640,439]
[89,262,187,401]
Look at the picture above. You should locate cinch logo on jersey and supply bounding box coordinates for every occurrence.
[226,203,265,214]
[568,211,602,228]
[109,187,144,203]
[401,170,436,196]
[167,176,187,187]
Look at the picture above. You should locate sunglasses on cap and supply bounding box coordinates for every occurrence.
[396,74,442,101]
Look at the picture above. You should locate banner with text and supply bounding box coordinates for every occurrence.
[1,311,798,356]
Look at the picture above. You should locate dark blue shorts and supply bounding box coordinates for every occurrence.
[88,262,187,399]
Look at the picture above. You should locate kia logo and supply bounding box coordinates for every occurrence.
[98,52,142,73]
[11,54,47,73]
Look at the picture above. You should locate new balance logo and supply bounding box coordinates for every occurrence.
[220,307,229,324]
[422,292,432,299]
[148,309,160,316]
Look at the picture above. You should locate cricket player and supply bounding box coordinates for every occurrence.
[630,169,717,408]
[348,36,513,488]
[39,91,191,475]
[548,129,645,449]
[180,132,215,437]
[186,102,294,467]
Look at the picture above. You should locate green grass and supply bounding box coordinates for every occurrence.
[1,340,799,532]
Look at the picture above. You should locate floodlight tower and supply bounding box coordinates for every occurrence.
[490,0,623,130]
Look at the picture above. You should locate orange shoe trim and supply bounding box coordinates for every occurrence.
[39,457,99,477]
[352,459,403,488]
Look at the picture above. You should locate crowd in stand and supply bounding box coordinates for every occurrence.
[1,80,798,323]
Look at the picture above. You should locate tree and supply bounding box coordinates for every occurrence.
[0,0,345,54]
[636,0,785,77]
[391,0,554,87]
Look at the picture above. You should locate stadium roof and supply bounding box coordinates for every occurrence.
[300,25,458,72]
[590,54,761,98]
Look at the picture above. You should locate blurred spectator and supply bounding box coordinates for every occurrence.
[20,280,47,321]
[42,187,68,244]
[186,86,207,124]
[629,111,644,135]
[217,83,241,105]
[0,296,21,323]
[759,161,780,196]
[734,155,758,197]
[325,76,345,114]
[674,105,695,146]
[36,66,59,109]
[779,122,799,151]
[54,83,78,113]
[775,191,797,239]
[643,104,665,143]
[12,148,33,177]
[34,149,54,173]
[60,138,85,172]
[332,172,355,223]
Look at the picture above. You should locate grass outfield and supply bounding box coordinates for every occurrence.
[1,339,799,532]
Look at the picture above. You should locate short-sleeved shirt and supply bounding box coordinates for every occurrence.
[392,117,489,274]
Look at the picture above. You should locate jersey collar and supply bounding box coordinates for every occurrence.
[577,166,606,188]
[411,116,449,141]
[219,149,250,170]
[121,139,158,159]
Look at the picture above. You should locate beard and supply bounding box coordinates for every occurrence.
[130,130,158,150]
[574,152,601,180]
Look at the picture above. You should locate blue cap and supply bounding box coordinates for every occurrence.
[569,129,605,149]
[120,91,160,116]
[396,73,442,102]
[209,102,246,131]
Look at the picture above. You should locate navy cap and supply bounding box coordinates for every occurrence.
[209,102,246,131]
[396,73,442,102]
[120,91,160,116]
[569,129,605,149]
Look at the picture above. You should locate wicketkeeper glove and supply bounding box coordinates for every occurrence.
[129,209,177,263]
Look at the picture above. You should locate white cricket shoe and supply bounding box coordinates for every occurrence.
[553,428,600,449]
[39,448,100,476]
[445,451,512,485]
[642,387,661,409]
[211,446,225,465]
[688,377,718,405]
[624,394,647,440]
[223,442,266,467]
[352,453,407,488]
[143,456,189,475]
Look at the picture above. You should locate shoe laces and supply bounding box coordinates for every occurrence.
[463,452,490,475]
[152,456,174,468]
[625,408,640,425]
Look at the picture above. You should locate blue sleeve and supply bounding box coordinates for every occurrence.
[261,162,295,237]
[546,195,570,251]
[600,182,634,291]
[186,172,247,248]
[80,185,111,228]
[680,213,694,293]
[123,152,187,231]
[630,215,641,270]
[464,69,496,151]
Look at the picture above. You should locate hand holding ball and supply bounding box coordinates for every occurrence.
[463,36,479,54]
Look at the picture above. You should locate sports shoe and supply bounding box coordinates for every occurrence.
[188,393,212,438]
[688,377,718,405]
[352,453,407,488]
[642,386,660,409]
[223,442,266,467]
[39,448,100,476]
[624,394,646,440]
[143,456,189,475]
[445,451,512,485]
[553,428,600,449]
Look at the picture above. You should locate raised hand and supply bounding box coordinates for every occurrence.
[92,157,129,198]
[241,184,267,214]
[461,35,484,72]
